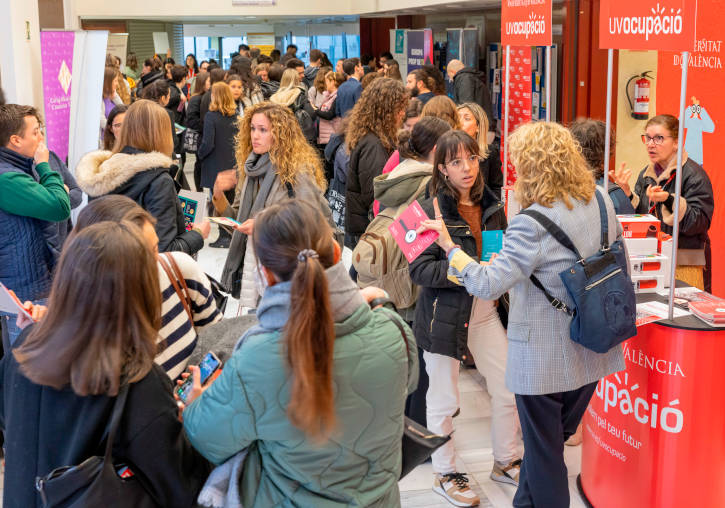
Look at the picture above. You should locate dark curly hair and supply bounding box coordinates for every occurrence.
[347,78,408,152]
[568,118,614,179]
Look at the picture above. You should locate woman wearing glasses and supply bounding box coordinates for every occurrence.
[409,130,521,508]
[615,114,714,291]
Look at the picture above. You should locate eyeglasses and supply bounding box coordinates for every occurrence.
[641,134,673,145]
[446,154,484,170]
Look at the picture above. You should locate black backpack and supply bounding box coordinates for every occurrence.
[520,189,637,353]
[293,92,317,144]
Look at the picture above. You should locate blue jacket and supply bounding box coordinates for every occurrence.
[0,149,60,302]
[596,177,635,215]
[335,78,362,118]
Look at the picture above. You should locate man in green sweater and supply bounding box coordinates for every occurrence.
[0,104,71,346]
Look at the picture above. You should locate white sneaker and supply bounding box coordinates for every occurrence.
[432,472,480,507]
[490,458,521,486]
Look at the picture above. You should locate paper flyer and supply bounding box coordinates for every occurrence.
[635,301,689,327]
[209,217,241,229]
[0,283,32,319]
[178,190,207,232]
[388,201,439,263]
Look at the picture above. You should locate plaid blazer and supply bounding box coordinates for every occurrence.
[449,188,626,395]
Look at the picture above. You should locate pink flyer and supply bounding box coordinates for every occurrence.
[388,201,439,263]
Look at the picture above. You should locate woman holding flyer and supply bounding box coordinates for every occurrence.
[76,100,210,255]
[416,122,626,508]
[408,130,520,507]
[211,102,331,309]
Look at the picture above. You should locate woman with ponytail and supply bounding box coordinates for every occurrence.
[182,199,417,507]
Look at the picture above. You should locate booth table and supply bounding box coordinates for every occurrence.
[578,289,725,507]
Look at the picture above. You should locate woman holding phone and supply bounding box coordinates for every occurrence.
[0,221,211,508]
[181,199,417,507]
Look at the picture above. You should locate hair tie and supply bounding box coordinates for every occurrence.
[297,249,319,263]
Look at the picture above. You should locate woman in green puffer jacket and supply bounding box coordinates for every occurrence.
[182,199,418,507]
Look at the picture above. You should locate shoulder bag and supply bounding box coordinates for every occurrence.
[519,189,637,353]
[375,305,451,479]
[35,384,157,507]
[158,252,193,322]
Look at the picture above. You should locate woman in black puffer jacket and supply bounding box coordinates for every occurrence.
[409,131,522,506]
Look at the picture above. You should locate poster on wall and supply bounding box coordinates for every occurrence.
[446,29,461,65]
[40,31,75,164]
[406,29,434,72]
[106,34,128,68]
[501,46,532,186]
[657,0,724,295]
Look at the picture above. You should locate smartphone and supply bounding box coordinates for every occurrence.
[176,352,222,403]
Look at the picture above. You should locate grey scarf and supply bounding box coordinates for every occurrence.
[221,152,278,297]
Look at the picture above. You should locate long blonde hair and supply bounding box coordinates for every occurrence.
[235,102,325,189]
[113,100,173,157]
[209,82,237,117]
[509,122,595,210]
[457,103,489,159]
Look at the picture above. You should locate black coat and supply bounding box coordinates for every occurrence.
[410,186,508,360]
[199,90,211,132]
[186,94,203,132]
[453,67,495,131]
[198,111,239,189]
[260,80,280,100]
[632,158,714,250]
[480,142,503,198]
[167,80,185,125]
[345,133,391,240]
[0,328,212,508]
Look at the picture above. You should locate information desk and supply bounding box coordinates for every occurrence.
[578,290,725,507]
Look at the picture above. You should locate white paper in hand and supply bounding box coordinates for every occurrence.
[0,283,32,319]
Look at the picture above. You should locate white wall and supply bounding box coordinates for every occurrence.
[0,0,44,109]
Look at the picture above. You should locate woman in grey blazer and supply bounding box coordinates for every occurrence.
[418,121,625,508]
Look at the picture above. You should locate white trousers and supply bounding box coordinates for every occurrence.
[425,298,522,474]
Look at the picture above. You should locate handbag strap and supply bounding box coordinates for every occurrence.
[593,188,610,250]
[158,253,193,322]
[518,209,577,316]
[104,384,130,460]
[377,307,410,354]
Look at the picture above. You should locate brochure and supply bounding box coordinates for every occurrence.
[635,301,689,327]
[178,190,207,232]
[388,200,439,263]
[209,216,241,229]
[481,230,504,262]
[0,283,32,319]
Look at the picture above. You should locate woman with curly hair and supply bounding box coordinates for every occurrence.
[212,102,331,309]
[345,77,408,247]
[418,122,625,508]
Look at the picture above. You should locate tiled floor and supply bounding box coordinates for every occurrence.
[398,367,589,508]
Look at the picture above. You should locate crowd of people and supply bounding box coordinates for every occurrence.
[0,40,715,508]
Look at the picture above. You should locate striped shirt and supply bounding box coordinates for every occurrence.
[155,252,222,379]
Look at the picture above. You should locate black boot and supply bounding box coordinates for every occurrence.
[209,226,232,248]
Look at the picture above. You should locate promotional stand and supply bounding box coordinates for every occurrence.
[500,0,553,188]
[577,2,725,506]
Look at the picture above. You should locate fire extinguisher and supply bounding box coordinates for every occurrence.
[626,71,654,120]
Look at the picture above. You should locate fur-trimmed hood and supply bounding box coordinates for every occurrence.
[76,148,173,197]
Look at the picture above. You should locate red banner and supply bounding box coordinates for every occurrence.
[501,47,533,186]
[501,0,552,47]
[599,0,697,51]
[656,1,724,295]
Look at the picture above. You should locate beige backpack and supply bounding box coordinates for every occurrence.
[352,177,429,309]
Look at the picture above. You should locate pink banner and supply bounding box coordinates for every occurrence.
[40,31,75,163]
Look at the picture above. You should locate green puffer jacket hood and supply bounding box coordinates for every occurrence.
[183,261,418,508]
[373,158,432,209]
